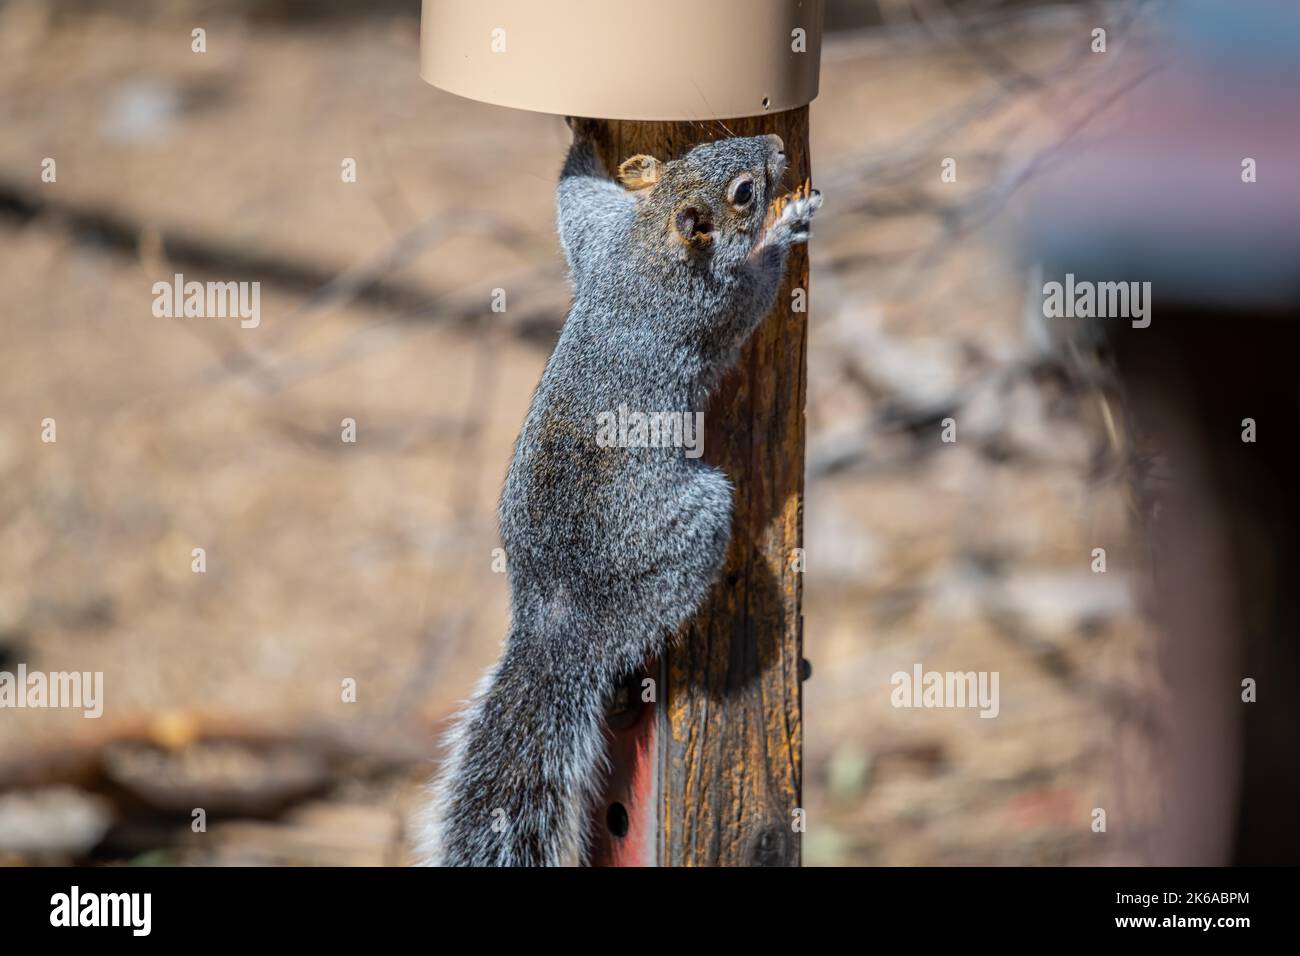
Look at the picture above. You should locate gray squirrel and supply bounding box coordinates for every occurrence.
[415,118,821,866]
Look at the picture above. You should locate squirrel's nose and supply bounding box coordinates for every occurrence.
[766,134,785,157]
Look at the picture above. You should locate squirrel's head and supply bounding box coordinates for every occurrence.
[619,134,787,266]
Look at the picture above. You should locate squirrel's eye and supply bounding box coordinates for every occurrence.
[731,178,754,207]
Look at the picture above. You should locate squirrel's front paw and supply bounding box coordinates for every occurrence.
[765,180,823,245]
[565,116,602,141]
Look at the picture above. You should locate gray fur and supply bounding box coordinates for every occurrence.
[414,121,821,866]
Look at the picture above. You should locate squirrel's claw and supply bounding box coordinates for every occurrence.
[763,180,822,245]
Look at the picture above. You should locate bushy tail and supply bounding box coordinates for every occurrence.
[414,628,608,866]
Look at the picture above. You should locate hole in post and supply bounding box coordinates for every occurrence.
[604,669,646,730]
[606,802,630,838]
[761,96,771,110]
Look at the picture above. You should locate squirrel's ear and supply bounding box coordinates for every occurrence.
[673,204,713,248]
[617,154,660,191]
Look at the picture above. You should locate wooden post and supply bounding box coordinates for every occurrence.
[589,109,808,867]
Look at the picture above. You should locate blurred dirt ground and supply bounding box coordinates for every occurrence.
[0,0,1162,865]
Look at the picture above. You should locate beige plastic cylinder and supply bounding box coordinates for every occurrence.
[420,0,822,121]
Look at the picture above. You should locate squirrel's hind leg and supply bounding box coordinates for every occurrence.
[609,466,733,660]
